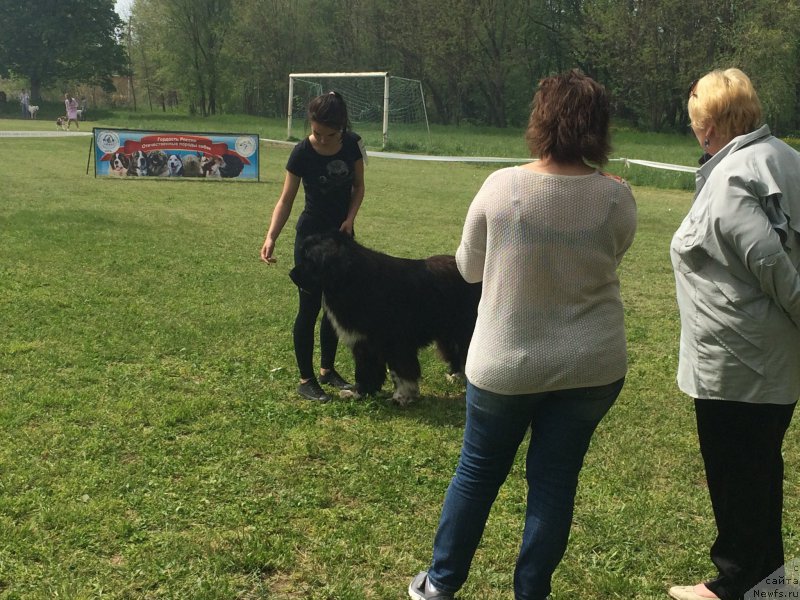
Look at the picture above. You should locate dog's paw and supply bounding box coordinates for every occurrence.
[339,388,363,400]
[391,391,418,407]
[389,372,420,405]
[446,371,466,384]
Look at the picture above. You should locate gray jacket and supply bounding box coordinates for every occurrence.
[670,125,800,403]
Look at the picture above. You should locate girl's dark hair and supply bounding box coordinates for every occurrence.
[307,91,351,132]
[525,69,611,166]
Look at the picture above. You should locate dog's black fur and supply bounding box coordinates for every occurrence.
[219,154,244,178]
[289,230,481,404]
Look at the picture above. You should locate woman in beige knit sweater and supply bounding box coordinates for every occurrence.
[409,70,637,600]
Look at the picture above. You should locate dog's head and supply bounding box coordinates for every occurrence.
[110,152,130,173]
[132,150,148,175]
[200,154,221,177]
[289,231,357,294]
[219,154,244,178]
[181,153,202,177]
[167,154,183,176]
[147,150,168,175]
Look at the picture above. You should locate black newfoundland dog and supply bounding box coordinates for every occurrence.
[289,231,481,405]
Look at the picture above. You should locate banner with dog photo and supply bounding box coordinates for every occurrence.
[92,128,260,180]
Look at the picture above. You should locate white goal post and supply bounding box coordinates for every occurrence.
[287,71,430,149]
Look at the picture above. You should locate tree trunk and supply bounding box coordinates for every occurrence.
[30,77,42,104]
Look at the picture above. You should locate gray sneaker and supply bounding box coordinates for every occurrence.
[408,572,454,600]
[296,379,330,402]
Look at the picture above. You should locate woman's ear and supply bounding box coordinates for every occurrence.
[704,122,717,146]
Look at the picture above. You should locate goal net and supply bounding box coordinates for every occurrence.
[288,72,430,149]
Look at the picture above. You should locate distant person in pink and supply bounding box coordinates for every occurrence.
[66,95,79,130]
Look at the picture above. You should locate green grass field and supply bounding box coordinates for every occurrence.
[1,115,798,599]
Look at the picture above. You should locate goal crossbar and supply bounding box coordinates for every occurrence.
[290,72,388,79]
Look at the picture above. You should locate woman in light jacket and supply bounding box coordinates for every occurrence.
[669,68,800,600]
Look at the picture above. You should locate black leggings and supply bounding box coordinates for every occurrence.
[293,231,339,380]
[293,286,339,380]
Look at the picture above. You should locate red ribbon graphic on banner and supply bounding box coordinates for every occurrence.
[100,134,251,164]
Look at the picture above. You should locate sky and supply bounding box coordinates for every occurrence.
[114,0,133,20]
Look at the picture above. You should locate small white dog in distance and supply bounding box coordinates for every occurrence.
[28,105,39,119]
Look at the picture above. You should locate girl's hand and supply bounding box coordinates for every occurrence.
[260,237,277,264]
[261,171,300,265]
[339,220,354,236]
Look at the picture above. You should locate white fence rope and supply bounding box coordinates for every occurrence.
[0,131,699,174]
[609,157,698,173]
[260,137,698,172]
[0,130,92,137]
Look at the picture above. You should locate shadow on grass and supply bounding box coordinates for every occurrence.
[317,386,467,429]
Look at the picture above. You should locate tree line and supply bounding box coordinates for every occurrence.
[0,0,126,102]
[1,0,799,134]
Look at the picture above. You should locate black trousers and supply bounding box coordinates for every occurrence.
[695,398,796,600]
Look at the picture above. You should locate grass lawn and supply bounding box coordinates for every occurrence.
[0,116,798,599]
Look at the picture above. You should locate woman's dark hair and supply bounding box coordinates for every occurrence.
[525,69,611,166]
[307,91,351,132]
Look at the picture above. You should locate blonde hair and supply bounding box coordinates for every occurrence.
[688,68,762,140]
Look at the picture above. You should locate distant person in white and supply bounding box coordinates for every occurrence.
[20,89,29,119]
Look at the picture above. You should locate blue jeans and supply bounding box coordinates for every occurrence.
[427,378,624,600]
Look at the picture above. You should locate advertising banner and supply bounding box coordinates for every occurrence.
[92,128,260,180]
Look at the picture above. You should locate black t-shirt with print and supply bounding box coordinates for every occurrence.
[287,130,364,236]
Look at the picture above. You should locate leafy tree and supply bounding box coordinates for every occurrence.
[721,0,800,134]
[377,0,583,126]
[0,0,126,101]
[221,0,322,115]
[470,0,523,127]
[117,0,800,131]
[316,0,383,71]
[578,0,725,131]
[131,0,232,117]
[377,0,480,124]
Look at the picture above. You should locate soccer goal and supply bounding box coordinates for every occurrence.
[287,71,430,149]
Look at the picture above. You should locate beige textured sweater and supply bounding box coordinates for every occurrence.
[456,166,637,395]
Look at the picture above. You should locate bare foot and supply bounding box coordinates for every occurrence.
[693,583,718,598]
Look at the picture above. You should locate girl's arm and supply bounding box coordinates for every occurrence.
[260,171,302,263]
[340,158,365,235]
